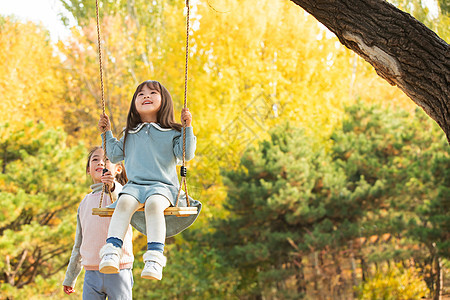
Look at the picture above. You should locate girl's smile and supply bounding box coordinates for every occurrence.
[88,148,114,184]
[135,85,162,122]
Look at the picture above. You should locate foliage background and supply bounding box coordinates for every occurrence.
[0,0,448,299]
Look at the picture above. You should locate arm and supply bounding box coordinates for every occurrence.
[62,211,83,289]
[174,108,197,161]
[99,114,124,163]
[101,131,125,163]
[174,126,197,161]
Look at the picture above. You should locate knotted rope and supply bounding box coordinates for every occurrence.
[94,0,192,208]
[175,0,191,207]
[95,0,113,208]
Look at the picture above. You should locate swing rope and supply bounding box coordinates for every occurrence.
[176,0,191,207]
[94,0,192,209]
[95,0,113,208]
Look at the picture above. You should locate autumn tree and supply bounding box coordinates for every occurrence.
[0,0,447,297]
[59,0,449,141]
[183,0,417,220]
[57,1,196,147]
[0,17,65,127]
[57,0,423,202]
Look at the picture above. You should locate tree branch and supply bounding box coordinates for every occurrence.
[289,0,450,142]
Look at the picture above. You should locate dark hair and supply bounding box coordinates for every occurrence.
[86,146,128,186]
[123,80,182,156]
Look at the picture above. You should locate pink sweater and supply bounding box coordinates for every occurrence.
[63,182,134,287]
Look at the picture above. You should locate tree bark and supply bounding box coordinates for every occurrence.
[434,256,442,300]
[289,0,450,142]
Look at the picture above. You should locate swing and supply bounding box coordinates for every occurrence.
[92,0,198,218]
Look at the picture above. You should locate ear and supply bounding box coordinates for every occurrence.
[114,164,123,175]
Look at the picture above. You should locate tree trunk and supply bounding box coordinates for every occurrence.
[360,255,366,282]
[433,251,443,300]
[312,251,321,296]
[349,241,359,298]
[289,0,450,143]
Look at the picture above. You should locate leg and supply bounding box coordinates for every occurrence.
[141,194,170,280]
[108,194,141,240]
[104,269,133,300]
[144,194,170,243]
[100,194,140,274]
[83,271,107,300]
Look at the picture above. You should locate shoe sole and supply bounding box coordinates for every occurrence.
[99,264,119,274]
[141,272,161,280]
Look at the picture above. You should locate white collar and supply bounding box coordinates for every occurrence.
[128,122,172,133]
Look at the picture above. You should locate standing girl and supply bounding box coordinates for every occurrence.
[97,80,201,281]
[63,147,134,299]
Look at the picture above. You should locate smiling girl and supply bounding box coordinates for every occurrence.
[97,80,201,281]
[63,147,134,299]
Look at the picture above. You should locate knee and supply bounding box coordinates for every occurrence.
[115,195,138,214]
[145,196,168,214]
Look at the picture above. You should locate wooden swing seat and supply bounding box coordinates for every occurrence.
[92,206,198,217]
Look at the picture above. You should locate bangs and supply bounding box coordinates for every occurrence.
[138,80,161,93]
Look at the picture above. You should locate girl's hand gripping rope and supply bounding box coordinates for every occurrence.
[98,114,111,132]
[101,168,115,191]
[181,108,192,127]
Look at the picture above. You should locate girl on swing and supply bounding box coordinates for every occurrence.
[97,80,200,281]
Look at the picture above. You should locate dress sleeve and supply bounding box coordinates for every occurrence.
[173,126,197,162]
[62,211,83,288]
[102,130,125,163]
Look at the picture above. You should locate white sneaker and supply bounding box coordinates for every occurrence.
[99,244,122,274]
[141,261,163,280]
[141,250,167,280]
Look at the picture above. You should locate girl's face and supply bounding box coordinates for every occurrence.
[135,84,162,122]
[87,148,118,184]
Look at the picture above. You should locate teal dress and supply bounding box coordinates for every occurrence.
[102,123,201,237]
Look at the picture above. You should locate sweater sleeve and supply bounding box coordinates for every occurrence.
[173,126,197,161]
[102,130,125,164]
[62,211,83,288]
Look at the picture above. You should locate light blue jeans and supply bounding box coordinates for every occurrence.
[83,269,133,300]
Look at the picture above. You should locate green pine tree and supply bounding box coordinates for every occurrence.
[0,121,87,298]
[212,102,449,298]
